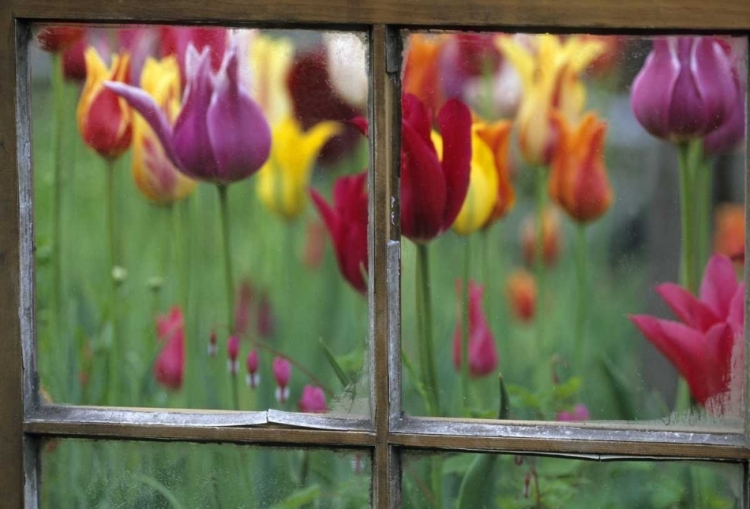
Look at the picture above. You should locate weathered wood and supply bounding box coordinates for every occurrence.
[10,0,750,30]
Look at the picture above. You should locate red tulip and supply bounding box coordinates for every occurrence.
[36,26,85,53]
[629,255,744,412]
[401,94,472,243]
[298,385,328,413]
[154,307,186,390]
[159,26,227,80]
[62,37,87,82]
[310,172,368,294]
[452,280,499,378]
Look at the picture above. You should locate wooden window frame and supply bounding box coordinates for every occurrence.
[1,1,750,507]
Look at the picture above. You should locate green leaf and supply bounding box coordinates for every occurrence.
[319,338,351,388]
[457,453,498,509]
[269,485,322,509]
[134,474,186,509]
[600,355,637,420]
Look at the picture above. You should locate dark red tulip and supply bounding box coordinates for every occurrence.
[310,172,368,294]
[62,37,87,82]
[36,26,85,53]
[400,94,472,243]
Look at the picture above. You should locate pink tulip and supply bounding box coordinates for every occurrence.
[298,385,328,413]
[154,307,186,390]
[452,280,499,378]
[629,255,744,412]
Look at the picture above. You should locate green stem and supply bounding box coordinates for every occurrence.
[461,238,470,416]
[574,224,588,374]
[415,242,440,416]
[217,185,238,410]
[51,53,64,331]
[677,143,697,294]
[106,159,120,405]
[692,142,711,277]
[534,167,548,345]
[430,456,443,509]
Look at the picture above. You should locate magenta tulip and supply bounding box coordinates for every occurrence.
[154,307,186,390]
[452,280,499,378]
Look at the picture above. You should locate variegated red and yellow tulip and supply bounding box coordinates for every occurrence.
[131,56,196,204]
[77,48,133,160]
[548,112,613,224]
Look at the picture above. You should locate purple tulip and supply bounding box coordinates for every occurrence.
[703,39,747,156]
[106,41,271,184]
[631,37,736,142]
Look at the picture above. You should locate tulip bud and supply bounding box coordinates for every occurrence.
[505,269,537,323]
[227,335,239,374]
[631,37,737,142]
[245,350,260,388]
[521,207,562,267]
[273,357,291,404]
[298,385,328,413]
[208,330,217,357]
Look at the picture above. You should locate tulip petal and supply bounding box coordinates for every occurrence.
[436,98,472,230]
[703,322,735,401]
[629,314,708,403]
[699,254,739,317]
[207,49,272,183]
[631,38,681,139]
[691,37,736,135]
[727,283,745,335]
[403,93,435,151]
[105,80,180,166]
[656,282,721,332]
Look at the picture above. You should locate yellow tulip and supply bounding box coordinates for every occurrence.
[248,33,294,125]
[497,34,604,167]
[257,118,342,220]
[131,56,196,204]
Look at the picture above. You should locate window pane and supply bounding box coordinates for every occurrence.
[30,25,370,414]
[402,451,743,508]
[399,32,747,427]
[41,439,370,507]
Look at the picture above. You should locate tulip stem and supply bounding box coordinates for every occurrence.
[105,159,120,405]
[534,167,548,346]
[678,143,698,294]
[415,242,440,416]
[51,53,64,333]
[461,238,471,416]
[217,184,239,410]
[692,142,711,278]
[574,224,588,375]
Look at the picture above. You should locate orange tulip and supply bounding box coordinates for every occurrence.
[403,34,446,115]
[77,48,132,160]
[475,120,515,229]
[714,203,745,264]
[521,206,562,267]
[506,269,537,323]
[549,112,613,224]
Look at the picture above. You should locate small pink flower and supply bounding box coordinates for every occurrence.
[154,307,186,390]
[227,335,240,375]
[556,404,590,422]
[246,350,260,389]
[298,385,327,413]
[273,357,291,404]
[452,280,499,377]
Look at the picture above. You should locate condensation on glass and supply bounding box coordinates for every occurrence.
[402,451,744,508]
[29,24,371,415]
[41,439,371,507]
[397,31,748,428]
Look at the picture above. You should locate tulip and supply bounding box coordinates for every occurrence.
[287,50,363,165]
[713,203,745,265]
[498,34,604,166]
[401,94,472,242]
[153,307,186,390]
[62,37,87,82]
[246,350,260,389]
[36,26,85,53]
[257,117,342,220]
[439,33,502,102]
[505,269,537,323]
[703,39,747,156]
[310,172,369,294]
[629,255,745,411]
[131,56,197,204]
[227,335,240,374]
[298,385,328,413]
[557,404,590,422]
[77,48,132,160]
[106,42,271,184]
[548,112,613,224]
[452,120,514,234]
[248,33,294,125]
[521,207,562,267]
[631,37,736,142]
[160,26,227,80]
[403,34,447,115]
[273,357,291,404]
[452,280,499,377]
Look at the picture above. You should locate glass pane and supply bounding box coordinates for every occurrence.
[31,25,370,413]
[41,439,370,507]
[399,32,747,427]
[402,451,743,508]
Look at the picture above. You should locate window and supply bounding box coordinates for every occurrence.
[1,1,749,507]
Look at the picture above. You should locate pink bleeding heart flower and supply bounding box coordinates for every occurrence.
[273,357,291,404]
[556,404,590,422]
[227,335,240,375]
[246,350,260,389]
[452,280,499,378]
[629,254,745,413]
[106,39,271,184]
[154,307,186,390]
[298,385,328,413]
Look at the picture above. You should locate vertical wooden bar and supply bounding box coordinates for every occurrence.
[0,10,27,509]
[744,35,750,448]
[370,24,401,508]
